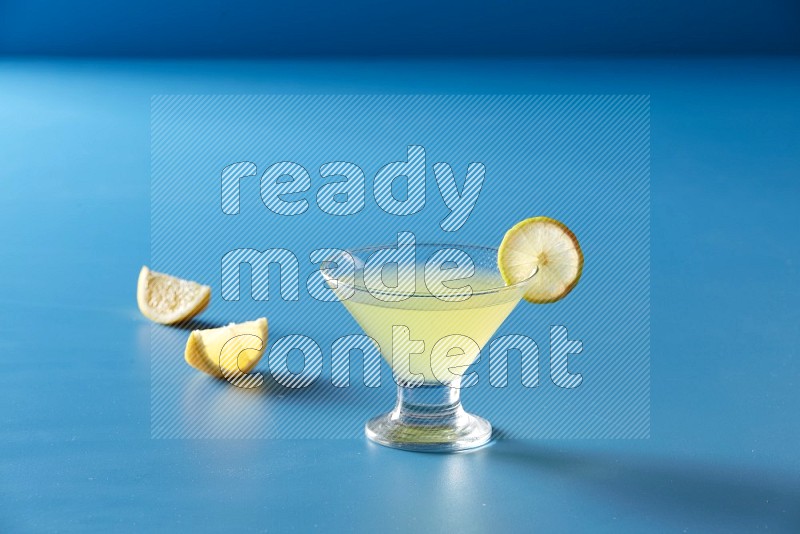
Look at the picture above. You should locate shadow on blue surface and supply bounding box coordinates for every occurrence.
[488,438,800,531]
[168,318,229,330]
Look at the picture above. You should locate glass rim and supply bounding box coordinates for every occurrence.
[323,242,537,299]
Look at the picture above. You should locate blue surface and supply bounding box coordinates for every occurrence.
[1,1,799,56]
[1,58,799,532]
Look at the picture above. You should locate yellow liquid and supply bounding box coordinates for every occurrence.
[339,272,523,384]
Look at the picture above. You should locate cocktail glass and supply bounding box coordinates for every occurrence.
[324,243,536,452]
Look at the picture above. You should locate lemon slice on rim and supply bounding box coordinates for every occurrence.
[137,266,211,324]
[498,217,583,303]
[185,318,268,379]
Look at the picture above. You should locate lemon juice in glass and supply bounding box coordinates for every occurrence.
[325,219,582,452]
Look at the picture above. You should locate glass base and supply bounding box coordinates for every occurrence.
[365,385,492,452]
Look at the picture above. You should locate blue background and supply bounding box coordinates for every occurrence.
[0,0,799,56]
[1,1,800,532]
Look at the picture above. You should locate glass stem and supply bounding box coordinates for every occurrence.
[392,383,465,426]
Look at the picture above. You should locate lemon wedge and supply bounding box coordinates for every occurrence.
[498,217,583,303]
[137,266,211,324]
[184,318,268,379]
